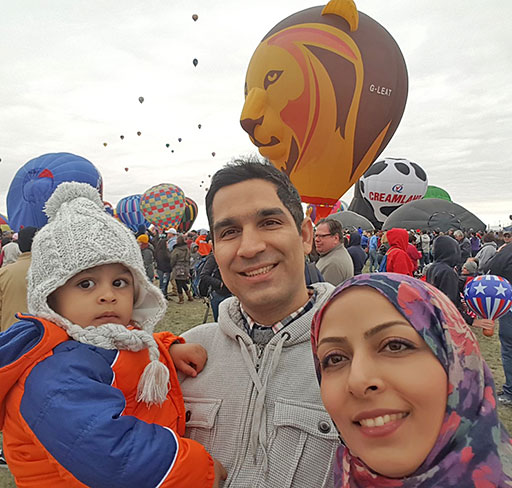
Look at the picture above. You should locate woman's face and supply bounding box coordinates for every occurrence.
[316,287,447,478]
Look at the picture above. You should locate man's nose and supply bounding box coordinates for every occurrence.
[236,227,266,259]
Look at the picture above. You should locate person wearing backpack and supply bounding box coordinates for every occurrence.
[199,253,231,321]
[170,235,193,304]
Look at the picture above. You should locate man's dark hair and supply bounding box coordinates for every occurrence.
[205,156,304,235]
[316,218,343,240]
[18,226,38,253]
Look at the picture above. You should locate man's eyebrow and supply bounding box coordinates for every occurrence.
[317,321,410,348]
[213,208,286,233]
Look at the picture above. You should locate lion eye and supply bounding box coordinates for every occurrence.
[264,70,283,90]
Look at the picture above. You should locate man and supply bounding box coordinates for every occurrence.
[0,227,37,331]
[314,219,354,285]
[498,231,512,252]
[368,230,379,272]
[180,159,338,487]
[453,230,471,266]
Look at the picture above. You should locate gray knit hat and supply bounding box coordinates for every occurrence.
[28,182,169,405]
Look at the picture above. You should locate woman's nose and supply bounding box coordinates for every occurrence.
[347,354,385,398]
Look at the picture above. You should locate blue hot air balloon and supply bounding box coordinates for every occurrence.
[464,275,512,320]
[116,195,149,232]
[6,153,102,231]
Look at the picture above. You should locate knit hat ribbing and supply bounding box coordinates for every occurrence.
[27,182,169,405]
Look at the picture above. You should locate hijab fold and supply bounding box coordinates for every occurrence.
[311,272,512,487]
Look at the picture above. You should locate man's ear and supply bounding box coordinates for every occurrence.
[301,216,313,255]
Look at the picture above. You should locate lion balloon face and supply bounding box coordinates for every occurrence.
[241,6,408,207]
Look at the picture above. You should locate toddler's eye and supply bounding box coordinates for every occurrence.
[113,279,129,288]
[78,279,95,289]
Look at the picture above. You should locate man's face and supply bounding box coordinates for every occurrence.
[504,234,511,243]
[314,223,340,255]
[211,179,312,323]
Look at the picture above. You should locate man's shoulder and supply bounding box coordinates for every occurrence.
[181,322,221,343]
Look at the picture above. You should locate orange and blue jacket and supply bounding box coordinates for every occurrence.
[0,315,214,488]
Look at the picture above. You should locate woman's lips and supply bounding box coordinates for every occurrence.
[354,411,409,438]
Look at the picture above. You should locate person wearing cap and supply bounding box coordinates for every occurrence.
[137,233,155,282]
[0,183,226,487]
[0,227,37,332]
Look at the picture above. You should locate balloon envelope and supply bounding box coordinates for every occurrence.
[178,197,198,233]
[327,210,374,231]
[359,158,428,224]
[423,185,451,201]
[7,152,102,231]
[116,195,149,232]
[138,96,144,103]
[140,184,186,230]
[464,275,512,320]
[193,58,198,67]
[382,198,486,232]
[241,3,408,207]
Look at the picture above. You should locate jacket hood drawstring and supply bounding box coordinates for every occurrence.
[237,331,289,473]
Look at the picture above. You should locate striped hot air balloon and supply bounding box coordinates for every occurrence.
[116,195,149,232]
[464,275,512,320]
[177,197,198,233]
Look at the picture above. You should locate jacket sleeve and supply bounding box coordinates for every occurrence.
[20,344,214,488]
[200,255,223,292]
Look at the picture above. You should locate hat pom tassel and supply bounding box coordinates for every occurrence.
[137,360,170,406]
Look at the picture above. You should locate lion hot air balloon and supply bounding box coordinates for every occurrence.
[241,0,408,219]
[140,184,186,231]
[177,197,198,233]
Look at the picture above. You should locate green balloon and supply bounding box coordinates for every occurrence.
[423,185,451,201]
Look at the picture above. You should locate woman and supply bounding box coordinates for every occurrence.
[311,273,512,487]
[170,235,193,304]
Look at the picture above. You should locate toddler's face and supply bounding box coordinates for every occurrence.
[49,263,134,328]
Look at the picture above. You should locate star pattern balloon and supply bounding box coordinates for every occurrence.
[464,275,512,320]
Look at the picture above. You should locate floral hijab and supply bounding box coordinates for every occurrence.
[311,273,512,487]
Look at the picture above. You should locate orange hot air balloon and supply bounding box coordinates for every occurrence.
[241,0,408,217]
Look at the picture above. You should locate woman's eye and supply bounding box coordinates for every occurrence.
[113,279,129,288]
[382,339,413,353]
[78,279,95,289]
[321,353,347,369]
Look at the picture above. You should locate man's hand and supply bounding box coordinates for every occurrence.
[212,458,227,488]
[169,343,207,377]
[472,318,495,336]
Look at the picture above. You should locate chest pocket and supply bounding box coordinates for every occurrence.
[266,398,338,488]
[183,397,222,447]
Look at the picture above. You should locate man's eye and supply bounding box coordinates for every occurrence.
[78,280,95,289]
[220,229,239,239]
[264,70,283,90]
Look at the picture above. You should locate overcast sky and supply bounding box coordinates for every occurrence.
[1,0,510,229]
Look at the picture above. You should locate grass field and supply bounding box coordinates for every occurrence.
[1,296,511,487]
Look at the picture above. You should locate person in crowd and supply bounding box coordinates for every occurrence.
[166,228,178,252]
[0,227,37,332]
[180,159,339,487]
[137,234,155,282]
[474,232,497,273]
[170,235,194,304]
[419,230,431,269]
[311,273,512,487]
[360,230,369,250]
[346,231,367,275]
[315,219,354,285]
[496,231,506,249]
[368,230,379,272]
[1,234,20,267]
[0,182,226,487]
[470,231,481,257]
[383,228,414,276]
[154,235,172,299]
[488,243,512,406]
[498,231,512,252]
[454,230,471,266]
[426,235,492,330]
[190,242,201,268]
[199,252,231,320]
[195,230,213,257]
[406,232,422,275]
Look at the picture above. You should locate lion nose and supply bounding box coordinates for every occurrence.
[240,116,264,138]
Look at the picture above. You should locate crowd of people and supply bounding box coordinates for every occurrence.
[0,158,511,487]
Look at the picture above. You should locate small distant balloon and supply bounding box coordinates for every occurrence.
[137,131,142,136]
[178,137,182,142]
[124,167,129,172]
[166,143,170,148]
[103,143,107,147]
[193,58,198,67]
[208,174,211,177]
[138,96,144,104]
[192,14,198,21]
[201,180,204,184]
[198,124,202,129]
[211,152,216,157]
[171,150,174,153]
[120,135,124,140]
